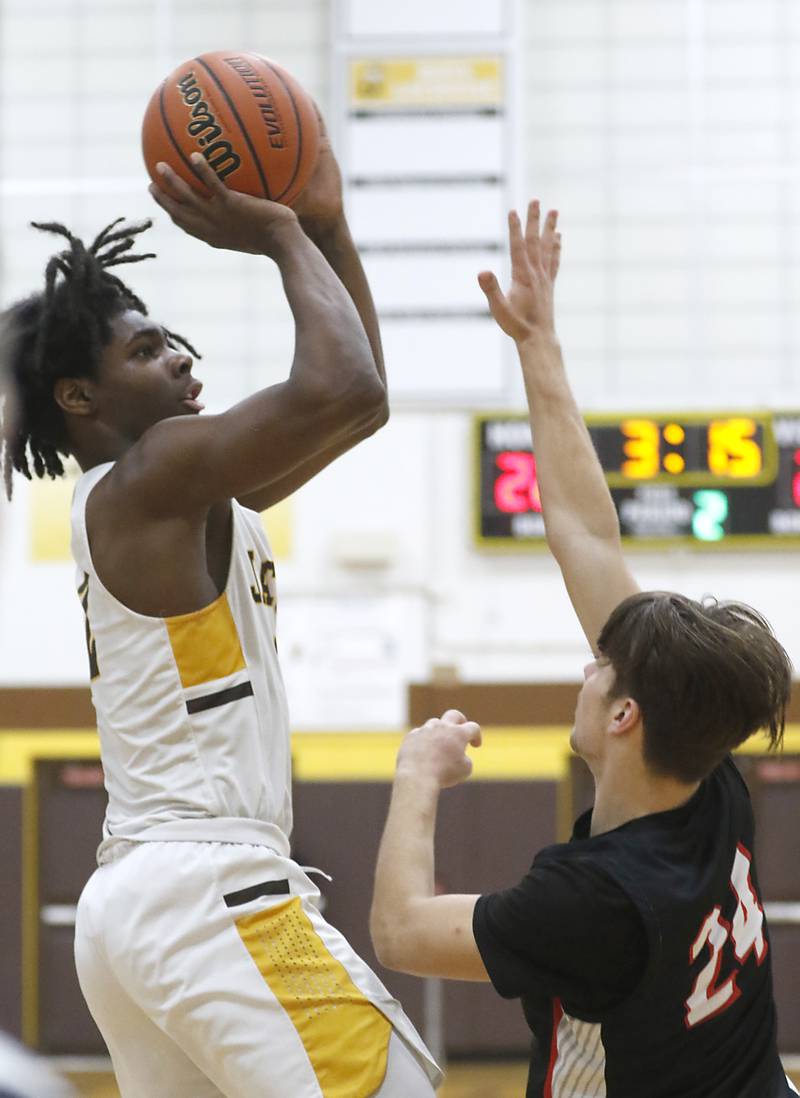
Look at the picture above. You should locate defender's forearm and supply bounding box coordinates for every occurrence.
[370,772,438,961]
[518,333,621,548]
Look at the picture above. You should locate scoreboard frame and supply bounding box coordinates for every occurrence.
[474,409,800,552]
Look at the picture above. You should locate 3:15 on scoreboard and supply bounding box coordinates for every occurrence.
[476,411,800,549]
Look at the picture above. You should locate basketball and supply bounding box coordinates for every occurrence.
[142,51,320,206]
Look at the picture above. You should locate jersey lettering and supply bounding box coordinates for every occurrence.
[77,573,100,680]
[247,551,276,607]
[685,844,766,1028]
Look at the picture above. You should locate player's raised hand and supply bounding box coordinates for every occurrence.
[397,709,483,789]
[478,200,561,344]
[149,153,298,256]
[291,109,345,235]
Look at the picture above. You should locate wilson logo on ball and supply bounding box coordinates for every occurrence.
[177,72,242,181]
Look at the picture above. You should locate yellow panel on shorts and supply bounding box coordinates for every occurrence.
[165,593,246,688]
[235,898,391,1098]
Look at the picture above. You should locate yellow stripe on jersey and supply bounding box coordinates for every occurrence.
[165,593,246,689]
[235,898,391,1098]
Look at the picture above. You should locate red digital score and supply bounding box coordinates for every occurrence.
[494,451,542,513]
[793,449,800,508]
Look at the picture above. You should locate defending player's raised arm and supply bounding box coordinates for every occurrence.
[478,202,639,651]
[370,712,490,982]
[123,153,386,514]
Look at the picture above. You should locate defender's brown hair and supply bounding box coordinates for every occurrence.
[597,591,792,783]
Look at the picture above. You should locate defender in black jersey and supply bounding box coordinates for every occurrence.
[369,202,797,1098]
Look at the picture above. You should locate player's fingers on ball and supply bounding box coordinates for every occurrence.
[189,152,229,197]
[149,185,184,219]
[155,162,196,204]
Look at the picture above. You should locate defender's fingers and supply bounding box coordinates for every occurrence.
[551,231,563,280]
[189,152,230,198]
[460,721,482,748]
[540,209,559,273]
[524,199,542,260]
[478,270,516,330]
[508,209,529,274]
[441,709,468,724]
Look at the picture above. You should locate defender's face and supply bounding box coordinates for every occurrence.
[570,658,617,761]
[95,309,203,442]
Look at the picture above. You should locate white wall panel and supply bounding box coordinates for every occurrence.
[345,0,506,39]
[362,250,499,311]
[608,0,687,38]
[705,0,781,37]
[381,317,507,398]
[349,183,505,245]
[348,117,505,178]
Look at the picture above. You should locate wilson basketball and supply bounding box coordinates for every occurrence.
[142,51,320,206]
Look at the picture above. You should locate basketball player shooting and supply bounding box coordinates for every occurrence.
[0,121,439,1096]
[370,202,799,1098]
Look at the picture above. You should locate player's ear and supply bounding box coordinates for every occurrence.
[608,697,640,737]
[54,377,96,417]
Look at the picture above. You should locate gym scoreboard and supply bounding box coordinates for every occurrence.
[476,411,800,549]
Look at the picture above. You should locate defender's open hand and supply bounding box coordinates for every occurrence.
[397,710,482,789]
[478,200,561,344]
[149,154,299,255]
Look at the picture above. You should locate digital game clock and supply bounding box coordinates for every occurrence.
[476,411,800,549]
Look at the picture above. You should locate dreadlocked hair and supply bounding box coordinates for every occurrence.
[0,217,199,499]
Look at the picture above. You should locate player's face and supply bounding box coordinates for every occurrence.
[570,657,617,761]
[94,309,204,442]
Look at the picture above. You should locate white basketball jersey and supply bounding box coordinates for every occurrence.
[71,463,292,858]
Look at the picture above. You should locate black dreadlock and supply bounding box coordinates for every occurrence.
[0,218,199,499]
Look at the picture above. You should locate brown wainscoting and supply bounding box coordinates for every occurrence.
[0,785,24,1036]
[4,681,799,730]
[0,689,95,729]
[410,681,800,727]
[409,682,583,726]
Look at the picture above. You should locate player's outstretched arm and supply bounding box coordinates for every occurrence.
[125,154,386,515]
[478,202,639,651]
[369,712,490,982]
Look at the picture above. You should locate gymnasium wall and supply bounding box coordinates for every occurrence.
[2,0,800,729]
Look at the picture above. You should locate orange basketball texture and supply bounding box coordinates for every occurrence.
[142,51,320,206]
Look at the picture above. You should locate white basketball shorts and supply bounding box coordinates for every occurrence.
[74,840,441,1097]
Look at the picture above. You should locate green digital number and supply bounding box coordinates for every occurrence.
[692,490,729,542]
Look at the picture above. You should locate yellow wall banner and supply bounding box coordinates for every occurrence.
[349,56,504,109]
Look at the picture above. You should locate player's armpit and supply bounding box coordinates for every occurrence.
[236,405,387,513]
[553,533,641,653]
[371,894,489,982]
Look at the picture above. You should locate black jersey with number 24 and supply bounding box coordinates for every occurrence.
[473,757,794,1098]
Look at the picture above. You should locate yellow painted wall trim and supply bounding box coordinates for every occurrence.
[3,727,800,785]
